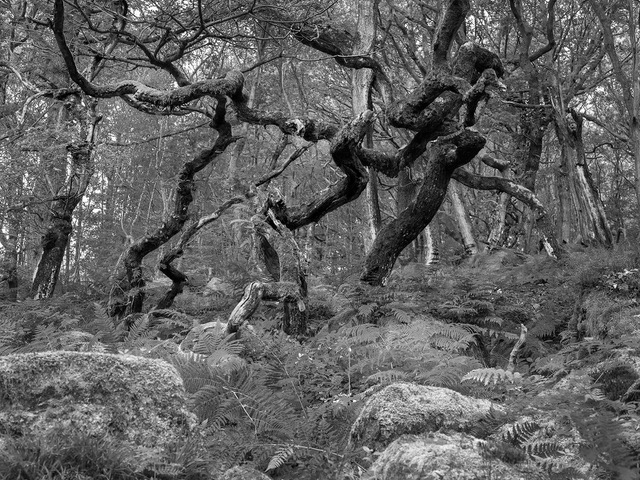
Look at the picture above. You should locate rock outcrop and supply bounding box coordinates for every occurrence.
[350,382,500,450]
[362,433,549,480]
[221,465,271,480]
[0,351,196,453]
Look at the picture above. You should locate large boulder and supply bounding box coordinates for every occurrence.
[363,433,549,480]
[350,382,500,450]
[0,351,196,452]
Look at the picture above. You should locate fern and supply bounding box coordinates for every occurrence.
[266,445,295,471]
[524,440,563,458]
[148,309,193,329]
[572,410,639,478]
[357,303,377,319]
[387,306,412,324]
[418,356,482,388]
[462,367,522,386]
[122,314,158,350]
[339,323,381,347]
[502,421,540,445]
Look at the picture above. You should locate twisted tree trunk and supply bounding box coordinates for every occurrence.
[361,130,486,285]
[108,100,235,318]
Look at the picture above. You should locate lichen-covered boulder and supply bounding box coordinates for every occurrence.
[363,433,549,480]
[350,382,500,450]
[0,351,196,451]
[221,465,271,480]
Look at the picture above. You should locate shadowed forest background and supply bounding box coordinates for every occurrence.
[3,0,640,478]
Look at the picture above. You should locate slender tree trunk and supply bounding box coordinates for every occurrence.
[488,192,509,248]
[1,186,21,302]
[424,223,441,266]
[352,0,379,252]
[73,201,83,283]
[556,152,572,243]
[449,181,477,256]
[30,100,98,299]
[1,232,18,302]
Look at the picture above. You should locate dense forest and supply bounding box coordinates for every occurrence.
[2,0,640,478]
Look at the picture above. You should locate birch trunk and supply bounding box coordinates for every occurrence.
[449,181,478,256]
[353,0,379,252]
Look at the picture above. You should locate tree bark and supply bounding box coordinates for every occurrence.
[452,169,564,258]
[108,100,235,318]
[554,110,612,247]
[1,189,21,302]
[361,130,486,285]
[588,0,640,227]
[424,223,441,266]
[353,0,380,253]
[354,0,505,285]
[449,181,478,256]
[229,210,308,336]
[30,100,99,299]
[0,236,18,302]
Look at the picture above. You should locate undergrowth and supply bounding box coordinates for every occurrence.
[2,248,640,478]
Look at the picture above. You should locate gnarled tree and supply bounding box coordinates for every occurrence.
[50,0,565,332]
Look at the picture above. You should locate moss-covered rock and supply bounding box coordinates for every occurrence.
[220,465,271,479]
[350,382,500,450]
[0,351,196,452]
[363,433,549,480]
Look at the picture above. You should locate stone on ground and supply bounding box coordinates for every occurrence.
[350,382,500,450]
[0,351,196,452]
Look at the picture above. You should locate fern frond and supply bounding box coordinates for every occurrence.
[388,307,412,324]
[478,316,504,328]
[123,314,158,347]
[524,440,563,458]
[418,356,482,388]
[339,323,381,347]
[266,445,295,471]
[461,368,522,386]
[357,304,377,318]
[502,421,540,445]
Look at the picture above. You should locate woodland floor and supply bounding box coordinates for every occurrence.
[2,246,640,479]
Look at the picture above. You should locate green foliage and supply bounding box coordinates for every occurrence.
[571,248,640,291]
[6,247,640,478]
[0,298,200,357]
[0,431,143,480]
[572,410,638,480]
[462,367,522,386]
[169,326,352,475]
[590,362,640,401]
